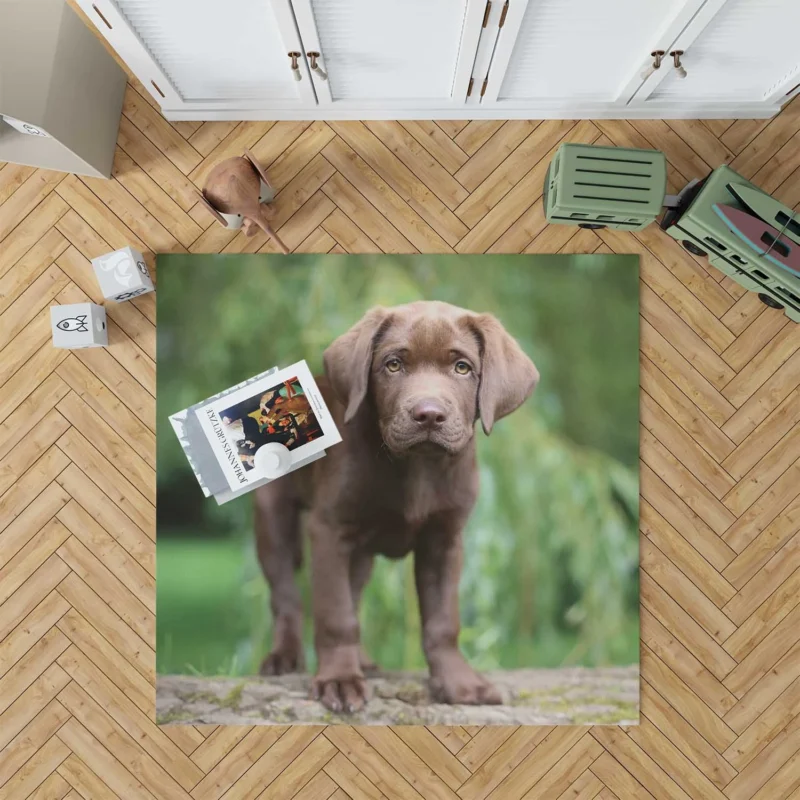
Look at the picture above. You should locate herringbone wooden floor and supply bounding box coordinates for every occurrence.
[2,64,800,798]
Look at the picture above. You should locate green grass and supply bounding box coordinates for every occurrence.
[156,533,639,677]
[156,537,255,675]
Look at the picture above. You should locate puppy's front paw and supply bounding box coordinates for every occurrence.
[431,667,502,705]
[260,645,303,676]
[359,646,380,676]
[312,674,368,713]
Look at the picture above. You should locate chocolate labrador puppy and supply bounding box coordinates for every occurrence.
[254,301,538,712]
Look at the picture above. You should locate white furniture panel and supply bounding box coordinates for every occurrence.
[483,0,712,108]
[496,0,684,102]
[291,0,484,107]
[647,0,800,103]
[114,0,296,101]
[75,0,799,119]
[464,0,526,108]
[76,0,315,111]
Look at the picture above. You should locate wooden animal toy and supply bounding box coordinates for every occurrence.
[198,149,290,254]
[51,302,107,348]
[92,245,154,301]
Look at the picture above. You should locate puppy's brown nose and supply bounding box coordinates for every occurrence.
[411,400,447,430]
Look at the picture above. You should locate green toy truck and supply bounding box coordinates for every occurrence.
[659,165,800,323]
[544,143,800,322]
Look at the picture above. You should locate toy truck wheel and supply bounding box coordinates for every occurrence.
[758,293,784,310]
[682,240,707,257]
[578,223,606,230]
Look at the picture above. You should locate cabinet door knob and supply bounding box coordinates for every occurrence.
[670,50,687,79]
[307,52,328,81]
[288,52,302,81]
[641,50,665,81]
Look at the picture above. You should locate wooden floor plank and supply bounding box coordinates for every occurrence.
[723,386,800,479]
[453,121,505,155]
[0,445,70,531]
[0,665,69,754]
[453,121,540,192]
[56,574,154,681]
[56,717,159,800]
[121,85,202,176]
[116,117,201,214]
[322,173,415,254]
[56,535,153,643]
[640,646,737,753]
[0,591,69,684]
[642,539,736,643]
[641,610,737,718]
[55,427,154,537]
[639,681,737,791]
[0,481,70,565]
[189,727,284,800]
[262,122,336,193]
[55,464,155,576]
[457,727,550,800]
[0,170,66,243]
[364,120,469,210]
[641,500,736,608]
[111,148,202,249]
[321,751,385,800]
[724,564,800,665]
[400,121,469,175]
[605,231,736,355]
[328,121,468,247]
[322,138,449,252]
[590,725,693,800]
[455,119,580,231]
[57,753,123,800]
[722,461,800,553]
[0,163,36,206]
[0,698,71,789]
[2,71,800,800]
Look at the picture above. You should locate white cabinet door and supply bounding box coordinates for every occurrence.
[75,0,316,112]
[632,0,800,108]
[479,0,707,110]
[289,0,486,109]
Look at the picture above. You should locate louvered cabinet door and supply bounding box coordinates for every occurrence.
[478,0,707,110]
[632,0,800,109]
[289,0,486,108]
[75,0,316,113]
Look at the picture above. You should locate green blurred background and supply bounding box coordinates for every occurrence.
[156,253,640,677]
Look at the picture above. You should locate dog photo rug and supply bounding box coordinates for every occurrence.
[156,253,640,726]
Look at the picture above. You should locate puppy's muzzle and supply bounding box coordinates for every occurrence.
[410,399,448,431]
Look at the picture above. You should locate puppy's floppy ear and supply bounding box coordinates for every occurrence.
[323,307,390,424]
[470,314,539,435]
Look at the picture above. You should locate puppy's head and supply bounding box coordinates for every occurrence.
[324,301,539,456]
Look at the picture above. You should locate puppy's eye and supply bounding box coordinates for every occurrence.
[385,358,402,373]
[454,361,472,375]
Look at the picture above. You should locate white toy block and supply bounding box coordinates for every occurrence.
[91,246,154,302]
[51,303,107,349]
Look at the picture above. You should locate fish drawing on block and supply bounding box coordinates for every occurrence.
[57,315,89,333]
[726,183,800,246]
[713,204,800,277]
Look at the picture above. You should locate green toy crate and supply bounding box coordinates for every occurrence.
[544,143,667,231]
[660,164,800,323]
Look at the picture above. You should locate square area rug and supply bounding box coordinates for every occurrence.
[156,253,640,726]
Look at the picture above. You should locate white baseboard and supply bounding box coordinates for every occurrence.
[162,103,780,122]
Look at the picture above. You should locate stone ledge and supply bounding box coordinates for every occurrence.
[156,666,639,726]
